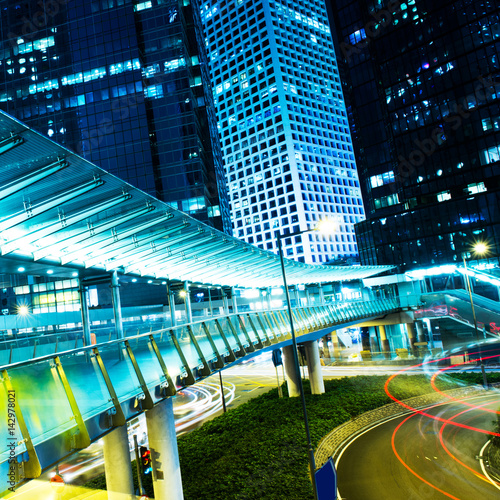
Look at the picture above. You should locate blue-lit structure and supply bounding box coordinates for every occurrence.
[328,0,500,269]
[0,0,231,232]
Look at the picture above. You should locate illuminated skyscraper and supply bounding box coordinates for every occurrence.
[328,0,500,269]
[0,0,231,232]
[202,0,365,264]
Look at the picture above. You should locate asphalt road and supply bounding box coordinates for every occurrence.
[337,393,500,499]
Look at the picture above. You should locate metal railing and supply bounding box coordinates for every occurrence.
[0,298,399,493]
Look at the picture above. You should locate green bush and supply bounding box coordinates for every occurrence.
[84,373,498,499]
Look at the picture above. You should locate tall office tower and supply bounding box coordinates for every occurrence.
[201,0,365,264]
[328,0,500,269]
[0,0,231,232]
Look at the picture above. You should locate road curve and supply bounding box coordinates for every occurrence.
[336,393,500,500]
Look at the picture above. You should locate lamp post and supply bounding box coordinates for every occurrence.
[462,242,488,389]
[276,220,334,500]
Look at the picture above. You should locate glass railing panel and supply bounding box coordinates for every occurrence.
[274,310,291,335]
[58,349,116,419]
[229,316,251,348]
[189,322,218,363]
[212,316,242,353]
[170,325,203,372]
[123,335,168,392]
[0,378,27,467]
[202,319,233,357]
[4,359,77,448]
[247,313,268,343]
[150,329,186,384]
[262,312,284,340]
[236,315,259,344]
[94,343,143,404]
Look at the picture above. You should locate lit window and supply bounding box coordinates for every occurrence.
[467,182,487,195]
[437,191,451,202]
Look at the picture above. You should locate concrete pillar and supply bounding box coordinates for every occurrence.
[168,284,177,327]
[145,398,184,500]
[283,344,300,397]
[378,325,391,359]
[304,340,325,394]
[305,288,312,307]
[110,270,124,339]
[222,290,230,315]
[415,320,425,342]
[184,281,192,324]
[78,283,91,346]
[294,286,300,307]
[231,287,238,314]
[318,283,325,305]
[102,425,134,500]
[406,323,417,354]
[207,287,213,317]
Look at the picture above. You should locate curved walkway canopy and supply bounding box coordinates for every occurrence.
[0,111,393,288]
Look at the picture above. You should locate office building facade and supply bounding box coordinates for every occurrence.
[328,0,500,269]
[202,0,365,264]
[0,0,231,232]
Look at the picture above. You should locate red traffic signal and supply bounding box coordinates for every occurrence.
[140,446,152,474]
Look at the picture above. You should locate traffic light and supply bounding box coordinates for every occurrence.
[140,446,152,475]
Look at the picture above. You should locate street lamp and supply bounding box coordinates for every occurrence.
[276,219,335,500]
[462,241,489,389]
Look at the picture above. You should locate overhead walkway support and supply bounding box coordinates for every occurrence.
[0,298,400,495]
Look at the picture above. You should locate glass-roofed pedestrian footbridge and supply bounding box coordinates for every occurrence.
[1,111,497,498]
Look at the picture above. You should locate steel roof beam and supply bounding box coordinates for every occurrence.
[61,218,184,266]
[106,232,219,272]
[32,203,158,261]
[2,192,133,256]
[0,158,67,202]
[0,177,105,233]
[0,133,24,155]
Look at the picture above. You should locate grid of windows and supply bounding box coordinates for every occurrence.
[0,0,231,233]
[330,0,500,269]
[202,0,364,263]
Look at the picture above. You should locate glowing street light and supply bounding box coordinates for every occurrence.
[462,241,488,389]
[276,218,335,500]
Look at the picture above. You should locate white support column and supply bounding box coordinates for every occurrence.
[318,283,325,305]
[294,286,300,307]
[110,270,124,339]
[78,283,91,346]
[231,287,238,314]
[168,284,177,327]
[283,344,300,397]
[267,287,272,310]
[304,340,325,395]
[184,281,192,324]
[222,289,230,315]
[145,398,184,500]
[102,425,134,500]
